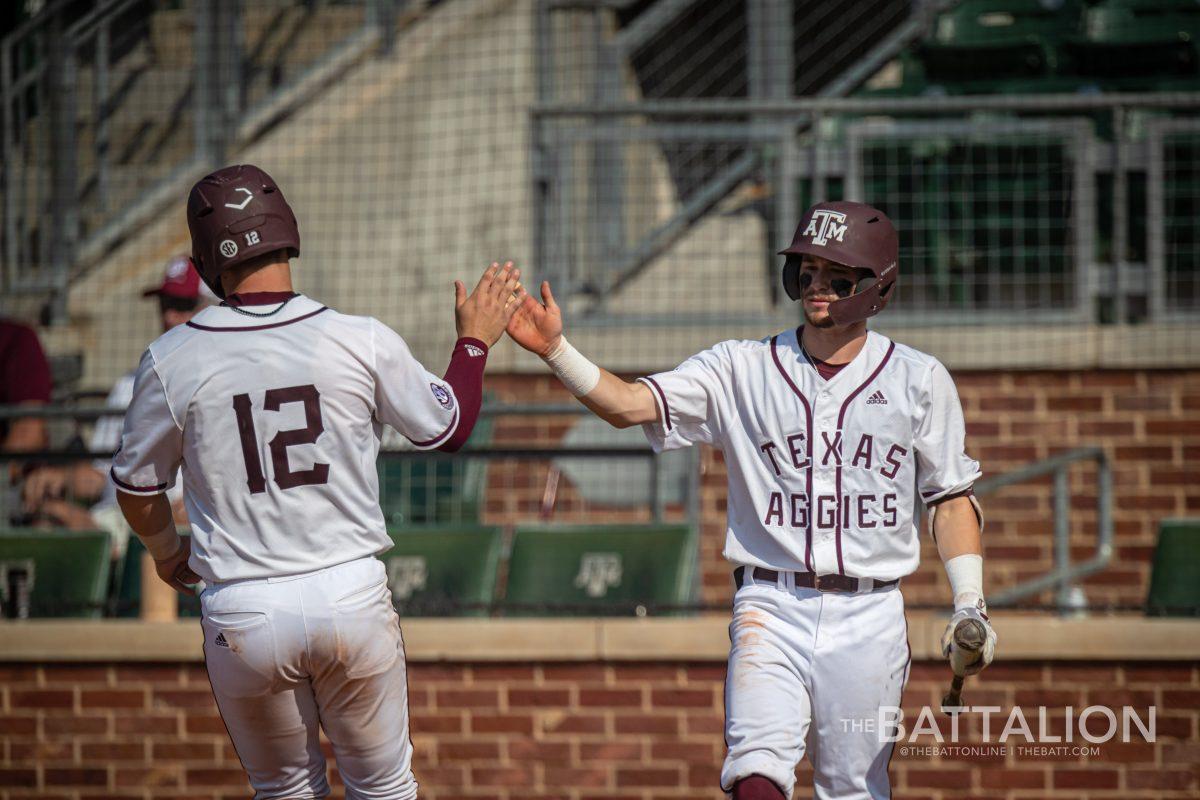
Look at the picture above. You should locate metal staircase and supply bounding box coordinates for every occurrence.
[0,0,408,322]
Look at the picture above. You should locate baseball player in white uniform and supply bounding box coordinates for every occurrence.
[506,201,997,800]
[112,164,524,799]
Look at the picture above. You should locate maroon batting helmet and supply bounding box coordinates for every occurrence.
[187,164,300,298]
[779,200,899,325]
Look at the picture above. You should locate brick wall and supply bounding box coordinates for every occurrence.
[1,659,1196,799]
[484,369,1200,609]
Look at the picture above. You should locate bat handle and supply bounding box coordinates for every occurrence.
[941,675,966,713]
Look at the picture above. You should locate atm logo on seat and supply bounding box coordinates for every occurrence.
[574,553,623,598]
[804,209,848,246]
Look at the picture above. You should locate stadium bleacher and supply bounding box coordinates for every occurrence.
[1145,518,1200,616]
[0,530,110,618]
[383,524,503,616]
[500,524,696,616]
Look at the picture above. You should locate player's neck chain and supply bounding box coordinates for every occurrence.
[223,294,298,318]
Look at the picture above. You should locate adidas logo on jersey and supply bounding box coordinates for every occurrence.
[866,390,887,405]
[213,632,229,648]
[465,344,485,358]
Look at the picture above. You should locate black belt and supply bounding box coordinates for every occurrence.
[734,566,899,594]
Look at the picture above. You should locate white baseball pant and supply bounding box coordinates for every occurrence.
[200,556,417,800]
[722,570,910,800]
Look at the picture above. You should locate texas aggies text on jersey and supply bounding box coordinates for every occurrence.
[111,294,461,582]
[638,327,980,580]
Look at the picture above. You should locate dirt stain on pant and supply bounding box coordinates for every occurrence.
[731,609,770,690]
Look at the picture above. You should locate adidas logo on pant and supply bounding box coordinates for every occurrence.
[214,632,229,648]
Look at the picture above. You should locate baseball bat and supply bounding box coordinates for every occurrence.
[940,618,986,714]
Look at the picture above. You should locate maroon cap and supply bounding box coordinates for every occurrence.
[780,200,899,325]
[141,255,202,299]
[187,164,300,298]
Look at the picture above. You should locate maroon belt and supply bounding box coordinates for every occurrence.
[734,566,899,594]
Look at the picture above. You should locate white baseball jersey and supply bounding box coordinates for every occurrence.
[639,328,980,580]
[111,294,460,583]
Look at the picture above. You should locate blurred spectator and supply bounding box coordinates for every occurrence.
[0,318,53,453]
[21,256,210,551]
[0,317,53,527]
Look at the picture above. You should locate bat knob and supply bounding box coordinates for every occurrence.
[941,692,964,713]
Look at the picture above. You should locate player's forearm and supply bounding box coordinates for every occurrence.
[933,495,985,610]
[541,337,657,427]
[576,369,658,429]
[437,337,489,452]
[933,495,982,560]
[116,490,184,560]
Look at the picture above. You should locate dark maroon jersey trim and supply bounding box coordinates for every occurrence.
[110,468,168,494]
[642,376,673,432]
[187,306,329,332]
[770,334,814,572]
[405,406,460,448]
[925,486,975,505]
[834,340,896,575]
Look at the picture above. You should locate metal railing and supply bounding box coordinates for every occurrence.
[0,0,409,320]
[980,446,1113,612]
[532,85,1200,326]
[0,401,702,527]
[0,399,1128,614]
[533,0,932,310]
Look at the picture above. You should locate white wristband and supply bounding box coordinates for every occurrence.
[139,522,183,562]
[945,553,984,611]
[544,335,601,397]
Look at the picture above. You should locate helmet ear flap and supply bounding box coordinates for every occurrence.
[782,256,802,301]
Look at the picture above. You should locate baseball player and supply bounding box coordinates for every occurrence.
[112,164,523,799]
[506,201,996,800]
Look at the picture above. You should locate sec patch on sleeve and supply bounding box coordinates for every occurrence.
[431,383,455,410]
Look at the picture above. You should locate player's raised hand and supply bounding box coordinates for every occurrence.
[454,261,525,347]
[506,280,564,358]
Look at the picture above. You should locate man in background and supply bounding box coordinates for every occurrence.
[0,316,53,526]
[20,256,209,549]
[0,317,52,454]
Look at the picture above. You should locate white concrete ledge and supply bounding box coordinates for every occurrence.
[0,613,1196,663]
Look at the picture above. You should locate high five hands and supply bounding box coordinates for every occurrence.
[455,261,527,347]
[506,280,563,358]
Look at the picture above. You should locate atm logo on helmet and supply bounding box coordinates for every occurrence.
[804,209,849,246]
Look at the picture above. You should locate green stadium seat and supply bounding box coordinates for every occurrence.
[384,525,502,616]
[0,530,110,618]
[1146,518,1200,616]
[116,534,202,618]
[1068,0,1199,79]
[377,401,494,526]
[501,525,695,616]
[918,0,1084,81]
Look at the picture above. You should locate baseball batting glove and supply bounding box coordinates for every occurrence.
[940,604,996,677]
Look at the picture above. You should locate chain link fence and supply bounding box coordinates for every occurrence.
[0,0,1196,616]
